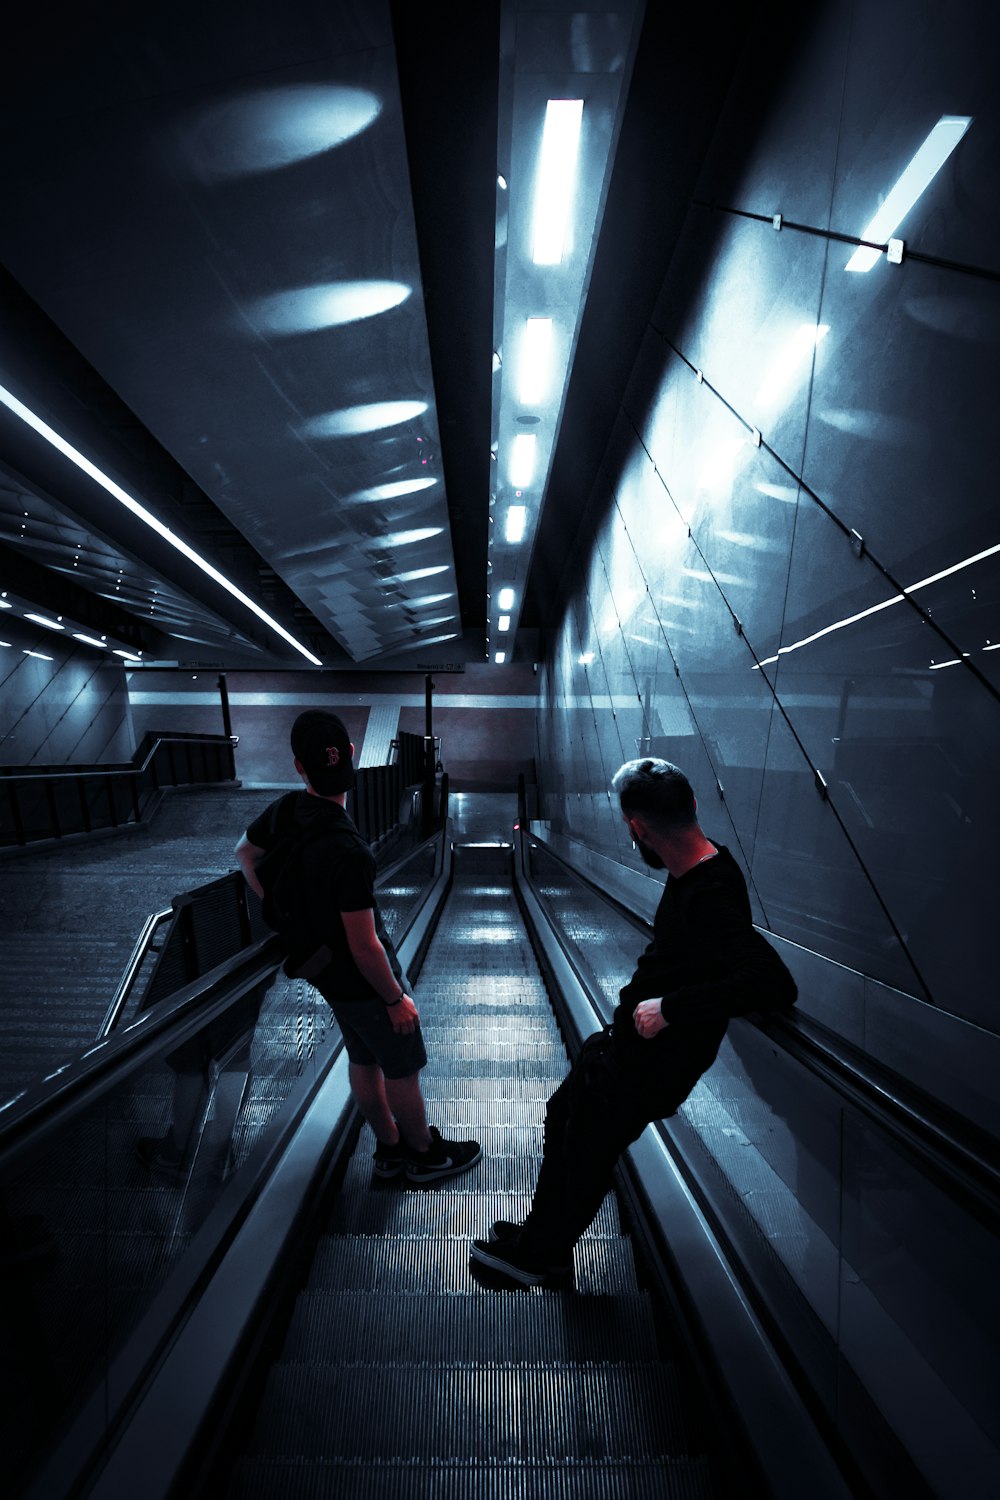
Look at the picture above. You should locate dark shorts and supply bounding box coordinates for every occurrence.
[325,995,428,1078]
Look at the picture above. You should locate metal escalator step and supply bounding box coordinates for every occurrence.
[338,1150,537,1194]
[282,1289,660,1363]
[227,1455,716,1500]
[417,1076,566,1101]
[307,1235,638,1295]
[245,1362,696,1462]
[416,1040,568,1064]
[419,1058,571,1081]
[326,1186,621,1239]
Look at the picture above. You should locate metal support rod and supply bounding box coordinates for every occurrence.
[218,673,233,739]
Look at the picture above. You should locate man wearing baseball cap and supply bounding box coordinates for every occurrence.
[236,709,480,1184]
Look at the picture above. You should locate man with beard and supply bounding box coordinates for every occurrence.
[471,756,797,1284]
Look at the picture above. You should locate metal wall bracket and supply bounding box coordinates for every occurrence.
[887,238,905,265]
[695,368,704,383]
[751,428,762,447]
[814,768,829,800]
[734,615,744,637]
[850,529,865,559]
[772,213,782,231]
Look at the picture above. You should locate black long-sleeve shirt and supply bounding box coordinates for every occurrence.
[610,844,797,1103]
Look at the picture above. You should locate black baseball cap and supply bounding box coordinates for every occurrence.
[290,710,354,795]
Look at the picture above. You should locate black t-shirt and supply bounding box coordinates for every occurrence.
[246,790,401,1001]
[611,845,797,1099]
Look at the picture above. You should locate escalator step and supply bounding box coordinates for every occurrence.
[281,1289,660,1363]
[246,1362,695,1461]
[326,1186,621,1239]
[417,1076,566,1102]
[419,1058,570,1081]
[227,1456,715,1500]
[307,1235,638,1295]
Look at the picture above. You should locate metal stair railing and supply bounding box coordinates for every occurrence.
[0,730,239,849]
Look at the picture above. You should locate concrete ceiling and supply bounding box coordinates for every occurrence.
[0,0,773,673]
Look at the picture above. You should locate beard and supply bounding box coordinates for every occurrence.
[634,835,664,869]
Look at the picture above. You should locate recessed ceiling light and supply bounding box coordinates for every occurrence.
[494,650,507,664]
[510,434,536,488]
[846,115,973,272]
[505,505,527,544]
[519,317,554,405]
[531,99,584,265]
[113,649,143,661]
[498,615,510,631]
[388,565,449,583]
[72,633,107,649]
[23,649,53,661]
[498,587,515,609]
[25,613,64,631]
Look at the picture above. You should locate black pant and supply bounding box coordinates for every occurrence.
[520,1028,675,1260]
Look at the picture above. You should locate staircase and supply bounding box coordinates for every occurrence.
[225,843,720,1498]
[0,786,269,1102]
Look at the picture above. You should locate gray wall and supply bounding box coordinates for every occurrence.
[0,623,133,766]
[535,0,999,1042]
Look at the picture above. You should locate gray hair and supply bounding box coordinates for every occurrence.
[611,758,697,831]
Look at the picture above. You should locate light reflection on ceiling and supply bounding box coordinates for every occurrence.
[181,85,382,179]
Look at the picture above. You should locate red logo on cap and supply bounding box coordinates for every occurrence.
[326,744,339,767]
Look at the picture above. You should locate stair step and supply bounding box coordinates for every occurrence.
[246,1362,694,1462]
[307,1236,638,1296]
[327,1185,621,1238]
[282,1289,659,1363]
[226,1456,714,1500]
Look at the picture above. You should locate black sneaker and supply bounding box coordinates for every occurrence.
[489,1220,572,1276]
[470,1233,550,1287]
[372,1138,407,1179]
[404,1126,482,1185]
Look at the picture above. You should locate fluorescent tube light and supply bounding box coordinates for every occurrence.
[113,649,143,661]
[505,505,527,543]
[498,587,515,609]
[846,115,973,272]
[519,317,554,404]
[73,634,108,649]
[532,100,584,265]
[23,650,53,660]
[0,381,323,664]
[756,324,829,408]
[579,652,594,665]
[510,433,536,488]
[498,615,511,632]
[494,651,507,664]
[25,613,64,630]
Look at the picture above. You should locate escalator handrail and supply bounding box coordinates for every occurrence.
[0,827,450,1168]
[523,830,1000,1214]
[0,729,238,783]
[97,906,175,1039]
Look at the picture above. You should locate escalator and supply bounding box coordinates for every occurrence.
[218,842,731,1498]
[13,822,975,1498]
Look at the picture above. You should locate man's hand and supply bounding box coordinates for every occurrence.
[386,993,419,1035]
[633,998,668,1040]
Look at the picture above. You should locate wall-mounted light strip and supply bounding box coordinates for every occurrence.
[846,115,973,273]
[755,540,1000,668]
[532,99,584,265]
[0,381,323,665]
